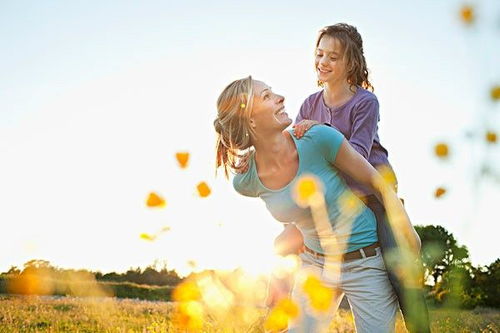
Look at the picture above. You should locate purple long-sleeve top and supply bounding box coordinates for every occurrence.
[296,88,397,196]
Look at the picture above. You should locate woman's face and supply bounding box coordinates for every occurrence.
[315,35,348,85]
[249,80,291,133]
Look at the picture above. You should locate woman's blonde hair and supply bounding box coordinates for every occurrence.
[214,76,255,177]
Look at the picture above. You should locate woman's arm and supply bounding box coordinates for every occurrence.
[334,139,421,254]
[274,224,304,256]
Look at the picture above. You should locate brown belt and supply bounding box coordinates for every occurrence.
[304,242,380,261]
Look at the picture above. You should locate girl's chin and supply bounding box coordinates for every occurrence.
[317,74,331,82]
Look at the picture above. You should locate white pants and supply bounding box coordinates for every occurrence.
[288,248,398,333]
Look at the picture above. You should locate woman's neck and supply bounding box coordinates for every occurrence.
[323,80,355,108]
[253,131,294,170]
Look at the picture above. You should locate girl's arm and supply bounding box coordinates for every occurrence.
[349,97,380,159]
[334,139,421,254]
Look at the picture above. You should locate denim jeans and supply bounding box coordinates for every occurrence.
[289,248,398,333]
[361,195,430,333]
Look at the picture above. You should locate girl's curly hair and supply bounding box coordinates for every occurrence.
[316,23,374,92]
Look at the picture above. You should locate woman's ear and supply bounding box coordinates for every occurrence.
[249,117,257,129]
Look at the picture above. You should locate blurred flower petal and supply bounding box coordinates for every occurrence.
[302,275,334,312]
[491,85,500,101]
[173,280,202,302]
[434,143,449,159]
[140,233,156,242]
[377,165,398,189]
[173,301,204,330]
[338,190,362,216]
[486,131,497,144]
[197,182,211,197]
[176,152,190,169]
[434,187,447,199]
[293,175,323,207]
[460,5,474,25]
[146,192,166,208]
[264,298,299,332]
[160,226,171,233]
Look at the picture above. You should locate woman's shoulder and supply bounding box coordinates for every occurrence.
[232,153,260,197]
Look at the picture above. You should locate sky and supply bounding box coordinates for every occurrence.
[1,0,499,276]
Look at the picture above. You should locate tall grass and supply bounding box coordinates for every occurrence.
[0,295,498,332]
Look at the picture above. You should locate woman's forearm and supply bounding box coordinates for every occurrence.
[371,174,421,254]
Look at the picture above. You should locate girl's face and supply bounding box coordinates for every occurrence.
[249,80,291,133]
[315,35,348,85]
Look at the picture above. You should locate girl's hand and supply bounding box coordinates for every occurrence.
[293,120,320,138]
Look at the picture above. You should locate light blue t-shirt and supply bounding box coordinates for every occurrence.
[233,125,377,254]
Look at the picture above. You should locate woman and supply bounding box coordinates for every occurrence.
[214,76,420,332]
[293,23,430,333]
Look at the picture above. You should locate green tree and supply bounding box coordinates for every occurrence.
[473,259,500,308]
[415,225,470,285]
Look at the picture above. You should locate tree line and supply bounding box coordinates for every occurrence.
[1,225,498,308]
[416,225,499,308]
[1,260,181,287]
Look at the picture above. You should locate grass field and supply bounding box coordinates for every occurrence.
[0,295,498,332]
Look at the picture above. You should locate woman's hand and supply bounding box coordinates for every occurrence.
[293,120,320,138]
[274,224,305,256]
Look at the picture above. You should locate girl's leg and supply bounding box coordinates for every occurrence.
[342,248,399,333]
[363,195,430,333]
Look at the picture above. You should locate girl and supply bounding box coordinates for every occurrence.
[293,23,430,333]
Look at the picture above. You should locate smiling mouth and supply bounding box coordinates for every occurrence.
[317,67,331,73]
[274,106,286,115]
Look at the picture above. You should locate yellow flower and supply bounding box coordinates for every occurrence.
[160,226,171,233]
[293,175,323,207]
[173,301,204,331]
[491,85,500,101]
[338,191,362,216]
[264,298,299,332]
[196,181,211,197]
[302,275,333,312]
[434,143,449,159]
[460,5,474,25]
[434,187,447,198]
[146,192,166,208]
[173,280,202,302]
[139,233,156,241]
[377,165,397,189]
[486,131,497,144]
[175,152,190,169]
